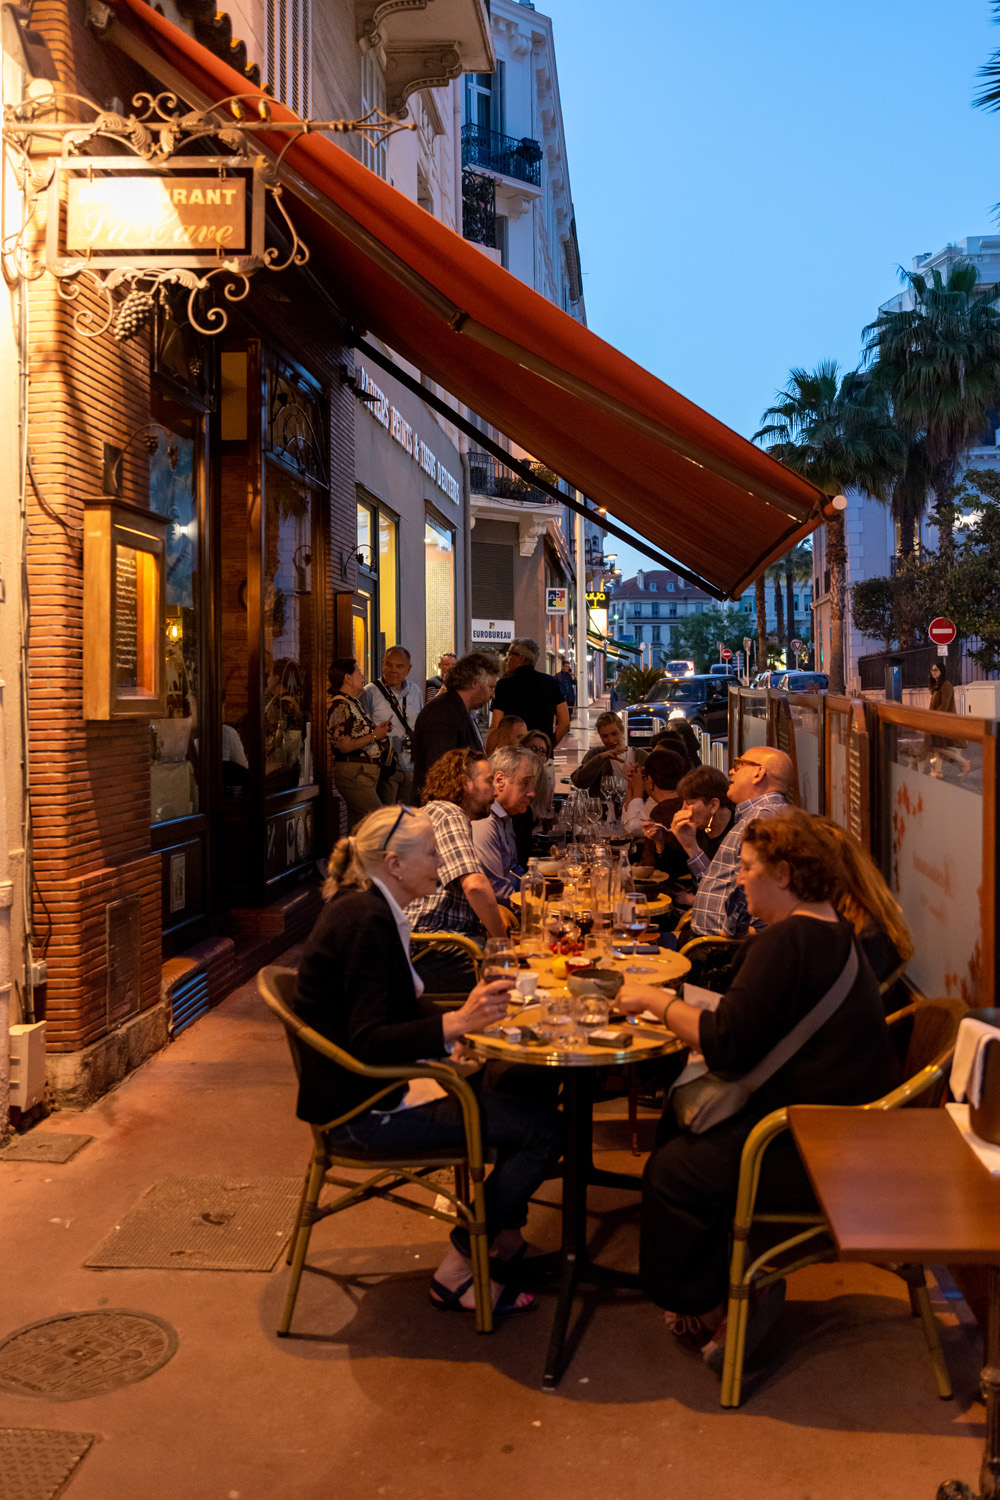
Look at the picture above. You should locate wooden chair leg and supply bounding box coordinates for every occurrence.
[286,1164,314,1266]
[627,1067,641,1156]
[466,1170,494,1336]
[720,1288,751,1408]
[278,1152,327,1337]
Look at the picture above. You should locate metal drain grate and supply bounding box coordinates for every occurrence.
[0,1429,97,1500]
[169,969,210,1035]
[0,1312,176,1401]
[0,1135,93,1165]
[84,1175,301,1272]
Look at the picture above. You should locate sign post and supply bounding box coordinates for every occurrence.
[743,636,753,685]
[721,647,732,661]
[791,637,803,667]
[928,617,957,658]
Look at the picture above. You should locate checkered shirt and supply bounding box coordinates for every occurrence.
[406,799,485,937]
[689,791,787,938]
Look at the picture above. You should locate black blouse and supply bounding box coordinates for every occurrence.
[698,915,900,1120]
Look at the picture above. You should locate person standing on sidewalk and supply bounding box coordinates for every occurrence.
[555,658,577,719]
[328,658,391,830]
[411,652,498,801]
[361,646,423,806]
[485,638,569,753]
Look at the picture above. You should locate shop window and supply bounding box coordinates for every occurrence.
[263,466,314,794]
[148,391,203,825]
[425,515,455,672]
[266,0,311,116]
[360,50,387,178]
[356,495,399,674]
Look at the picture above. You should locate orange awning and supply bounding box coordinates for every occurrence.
[103,0,825,598]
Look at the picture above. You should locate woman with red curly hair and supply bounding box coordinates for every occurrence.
[617,806,900,1371]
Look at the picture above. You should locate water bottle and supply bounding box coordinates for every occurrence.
[519,858,545,945]
[614,848,634,929]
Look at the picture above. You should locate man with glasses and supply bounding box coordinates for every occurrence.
[670,747,792,937]
[361,645,423,806]
[485,638,569,754]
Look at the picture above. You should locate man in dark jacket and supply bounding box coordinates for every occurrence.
[485,638,569,752]
[411,651,498,799]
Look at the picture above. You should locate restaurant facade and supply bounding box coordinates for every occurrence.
[0,0,825,1122]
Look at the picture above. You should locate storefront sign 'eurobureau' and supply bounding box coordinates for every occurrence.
[357,366,461,504]
[66,176,247,253]
[471,619,515,645]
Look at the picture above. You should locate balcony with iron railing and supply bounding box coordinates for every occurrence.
[469,452,557,506]
[461,124,543,186]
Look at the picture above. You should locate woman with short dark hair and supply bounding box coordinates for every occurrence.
[327,658,390,830]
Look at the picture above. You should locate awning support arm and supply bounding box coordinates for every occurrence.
[354,338,728,600]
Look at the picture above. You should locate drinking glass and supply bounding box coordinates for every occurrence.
[482,937,521,987]
[623,895,652,973]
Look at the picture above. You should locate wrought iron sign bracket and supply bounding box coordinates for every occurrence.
[2,79,414,341]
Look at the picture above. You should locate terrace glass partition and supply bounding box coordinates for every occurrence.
[785,694,824,813]
[877,703,997,1005]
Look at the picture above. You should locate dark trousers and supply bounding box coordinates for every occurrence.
[412,943,479,995]
[325,1076,563,1249]
[640,1110,816,1316]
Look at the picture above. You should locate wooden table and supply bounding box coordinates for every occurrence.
[788,1107,1000,1500]
[469,1001,683,1389]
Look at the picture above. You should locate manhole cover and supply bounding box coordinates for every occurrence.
[0,1311,177,1401]
[84,1175,301,1272]
[0,1135,93,1165]
[0,1428,97,1500]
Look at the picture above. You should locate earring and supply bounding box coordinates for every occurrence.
[706,812,715,836]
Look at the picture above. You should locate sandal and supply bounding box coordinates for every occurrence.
[429,1276,536,1316]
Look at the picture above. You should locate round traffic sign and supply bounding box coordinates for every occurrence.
[791,638,803,652]
[721,647,732,660]
[928,617,956,646]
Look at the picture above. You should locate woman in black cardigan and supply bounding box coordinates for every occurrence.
[294,804,561,1316]
[617,807,900,1369]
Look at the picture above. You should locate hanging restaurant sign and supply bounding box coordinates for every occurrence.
[65,172,248,255]
[2,87,414,342]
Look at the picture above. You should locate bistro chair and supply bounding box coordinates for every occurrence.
[257,965,495,1336]
[719,995,966,1408]
[679,933,741,993]
[409,932,484,1009]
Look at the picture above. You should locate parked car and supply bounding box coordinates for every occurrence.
[709,663,737,676]
[752,670,780,688]
[626,673,731,746]
[664,659,696,678]
[773,671,829,693]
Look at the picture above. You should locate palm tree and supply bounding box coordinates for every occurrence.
[864,261,1000,561]
[754,362,903,695]
[782,543,813,657]
[753,575,767,675]
[766,560,786,655]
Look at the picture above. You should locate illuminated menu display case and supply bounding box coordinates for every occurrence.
[84,499,168,719]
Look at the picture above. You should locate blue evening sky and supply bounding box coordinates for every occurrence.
[542,0,1000,581]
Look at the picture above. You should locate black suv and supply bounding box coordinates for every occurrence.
[625,674,731,747]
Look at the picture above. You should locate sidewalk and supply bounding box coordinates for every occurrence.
[0,953,988,1500]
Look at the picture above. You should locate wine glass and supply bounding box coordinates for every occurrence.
[623,895,652,973]
[482,937,521,986]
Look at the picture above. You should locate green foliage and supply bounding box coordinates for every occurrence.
[947,469,1000,674]
[850,577,895,651]
[666,606,750,673]
[614,664,666,704]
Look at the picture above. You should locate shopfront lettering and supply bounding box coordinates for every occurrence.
[66,177,246,254]
[357,365,460,503]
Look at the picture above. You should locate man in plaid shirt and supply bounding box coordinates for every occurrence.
[407,748,506,990]
[671,748,792,937]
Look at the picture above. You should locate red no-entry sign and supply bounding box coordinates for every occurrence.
[928,617,956,646]
[721,647,732,660]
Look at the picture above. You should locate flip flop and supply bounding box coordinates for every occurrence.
[429,1276,536,1316]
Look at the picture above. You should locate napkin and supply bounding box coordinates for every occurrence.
[950,1018,1000,1106]
[946,1103,1000,1175]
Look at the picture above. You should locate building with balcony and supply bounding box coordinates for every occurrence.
[462,0,599,675]
[607,569,812,670]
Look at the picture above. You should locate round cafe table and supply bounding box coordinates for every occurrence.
[510,887,675,920]
[466,985,687,1390]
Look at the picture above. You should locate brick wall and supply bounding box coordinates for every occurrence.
[26,1,357,1073]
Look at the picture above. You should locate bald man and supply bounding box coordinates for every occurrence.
[671,746,793,937]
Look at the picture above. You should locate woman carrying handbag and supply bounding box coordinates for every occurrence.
[327,658,391,831]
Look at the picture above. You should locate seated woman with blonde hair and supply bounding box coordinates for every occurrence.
[294,804,562,1317]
